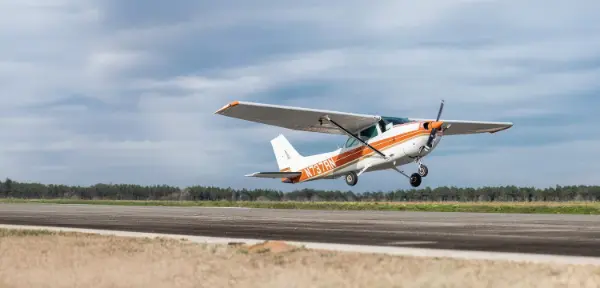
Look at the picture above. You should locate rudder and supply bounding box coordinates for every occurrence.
[270,134,302,171]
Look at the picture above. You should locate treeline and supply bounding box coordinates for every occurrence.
[0,178,599,202]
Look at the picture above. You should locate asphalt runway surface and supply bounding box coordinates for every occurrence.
[1,203,600,257]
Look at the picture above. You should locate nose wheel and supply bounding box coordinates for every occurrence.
[418,164,428,177]
[414,157,429,177]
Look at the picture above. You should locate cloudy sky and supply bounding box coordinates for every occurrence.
[1,0,599,191]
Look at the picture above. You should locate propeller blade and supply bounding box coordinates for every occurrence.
[426,100,445,148]
[426,129,436,147]
[435,100,444,121]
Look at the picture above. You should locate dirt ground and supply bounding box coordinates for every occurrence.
[0,229,599,288]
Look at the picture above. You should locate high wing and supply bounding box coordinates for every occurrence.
[215,101,380,135]
[245,172,302,178]
[409,118,513,135]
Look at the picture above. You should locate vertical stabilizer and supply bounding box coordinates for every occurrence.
[270,134,302,171]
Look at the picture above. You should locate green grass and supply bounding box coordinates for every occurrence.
[2,198,600,214]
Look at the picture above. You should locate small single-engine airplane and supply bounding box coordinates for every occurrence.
[215,100,512,187]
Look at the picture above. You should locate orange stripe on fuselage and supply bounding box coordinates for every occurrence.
[288,125,430,183]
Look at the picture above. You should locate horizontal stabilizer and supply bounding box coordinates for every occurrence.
[245,172,302,178]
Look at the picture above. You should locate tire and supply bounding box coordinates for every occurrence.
[418,165,429,177]
[345,172,358,186]
[409,173,422,187]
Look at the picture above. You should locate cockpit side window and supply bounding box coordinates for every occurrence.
[359,125,378,139]
[343,124,380,149]
[378,120,388,132]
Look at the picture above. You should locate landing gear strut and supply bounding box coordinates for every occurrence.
[345,171,358,186]
[415,157,428,177]
[392,167,423,188]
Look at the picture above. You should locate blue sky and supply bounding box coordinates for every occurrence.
[1,0,599,191]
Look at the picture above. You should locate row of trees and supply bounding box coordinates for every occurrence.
[0,178,599,202]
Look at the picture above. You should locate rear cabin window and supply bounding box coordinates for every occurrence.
[344,137,359,148]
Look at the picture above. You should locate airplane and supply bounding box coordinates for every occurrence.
[215,100,513,188]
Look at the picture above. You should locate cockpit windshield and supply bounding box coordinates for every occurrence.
[380,116,413,132]
[381,116,411,126]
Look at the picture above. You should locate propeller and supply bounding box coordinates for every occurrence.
[426,100,445,148]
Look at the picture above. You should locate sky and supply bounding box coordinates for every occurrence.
[1,0,599,192]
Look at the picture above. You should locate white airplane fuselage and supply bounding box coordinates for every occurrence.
[278,121,442,184]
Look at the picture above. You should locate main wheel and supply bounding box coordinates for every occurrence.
[418,165,428,177]
[409,173,422,187]
[345,171,358,186]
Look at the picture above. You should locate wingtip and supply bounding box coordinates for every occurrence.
[489,123,513,134]
[214,100,240,114]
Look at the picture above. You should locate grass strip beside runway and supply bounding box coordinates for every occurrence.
[2,199,600,214]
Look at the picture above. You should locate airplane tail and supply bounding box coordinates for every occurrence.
[270,134,303,172]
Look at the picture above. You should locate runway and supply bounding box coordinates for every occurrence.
[1,203,600,258]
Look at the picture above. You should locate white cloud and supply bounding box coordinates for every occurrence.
[133,42,600,120]
[133,49,347,104]
[0,1,102,108]
[86,50,154,78]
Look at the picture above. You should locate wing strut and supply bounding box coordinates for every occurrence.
[322,115,389,159]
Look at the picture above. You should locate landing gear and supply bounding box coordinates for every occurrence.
[418,164,428,177]
[415,157,428,177]
[392,168,423,188]
[409,173,422,187]
[345,171,358,186]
